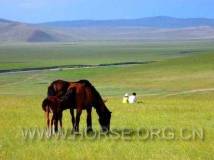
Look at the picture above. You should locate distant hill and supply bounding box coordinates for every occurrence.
[0,19,61,42]
[39,16,214,28]
[1,17,214,42]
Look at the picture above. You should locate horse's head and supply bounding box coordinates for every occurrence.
[42,96,60,111]
[99,111,112,132]
[42,97,51,128]
[42,97,50,111]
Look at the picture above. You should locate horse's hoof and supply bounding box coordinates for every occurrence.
[71,129,74,134]
[86,128,93,133]
[71,129,78,134]
[102,128,110,133]
[74,129,79,133]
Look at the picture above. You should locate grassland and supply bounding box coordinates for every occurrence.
[0,40,214,70]
[0,41,213,160]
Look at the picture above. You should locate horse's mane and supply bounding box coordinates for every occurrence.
[77,80,111,115]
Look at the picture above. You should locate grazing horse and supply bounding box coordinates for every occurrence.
[43,79,112,132]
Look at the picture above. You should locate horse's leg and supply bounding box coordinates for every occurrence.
[70,108,75,131]
[51,115,54,134]
[45,106,50,128]
[53,114,59,133]
[59,112,63,130]
[74,86,85,132]
[74,108,82,132]
[86,107,93,132]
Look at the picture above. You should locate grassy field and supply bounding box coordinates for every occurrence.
[0,41,213,160]
[1,40,214,70]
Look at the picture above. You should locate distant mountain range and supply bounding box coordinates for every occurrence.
[39,16,214,28]
[1,16,214,42]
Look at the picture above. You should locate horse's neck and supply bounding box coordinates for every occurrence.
[95,100,110,115]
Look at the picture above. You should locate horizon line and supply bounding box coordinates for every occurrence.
[1,16,214,24]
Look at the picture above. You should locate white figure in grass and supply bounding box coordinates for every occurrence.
[122,93,129,104]
[128,92,137,104]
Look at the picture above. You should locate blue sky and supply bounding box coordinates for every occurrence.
[0,0,214,23]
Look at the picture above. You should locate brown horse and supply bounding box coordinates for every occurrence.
[44,79,112,132]
[42,89,75,132]
[42,96,63,132]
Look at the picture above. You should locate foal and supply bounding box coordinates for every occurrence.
[42,90,75,132]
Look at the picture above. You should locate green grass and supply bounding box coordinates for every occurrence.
[0,41,214,159]
[0,96,213,160]
[1,40,214,70]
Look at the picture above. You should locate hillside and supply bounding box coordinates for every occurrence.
[0,19,60,42]
[1,17,214,42]
[40,16,214,28]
